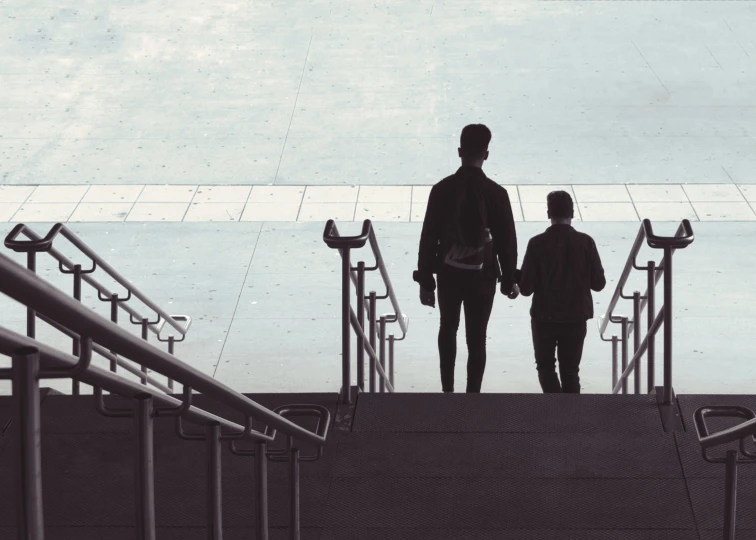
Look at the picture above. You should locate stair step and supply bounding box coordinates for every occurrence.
[333,432,682,478]
[353,392,663,433]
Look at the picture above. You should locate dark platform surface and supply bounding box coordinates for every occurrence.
[352,392,663,433]
[1,390,755,538]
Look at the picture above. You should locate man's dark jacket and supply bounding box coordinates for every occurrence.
[414,166,518,292]
[518,224,606,323]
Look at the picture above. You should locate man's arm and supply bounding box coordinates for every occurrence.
[589,237,606,292]
[518,238,536,297]
[414,185,442,291]
[494,187,518,293]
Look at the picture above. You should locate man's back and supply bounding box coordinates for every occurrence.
[417,166,518,291]
[519,224,606,323]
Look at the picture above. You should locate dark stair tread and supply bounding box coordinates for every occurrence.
[0,430,340,478]
[334,431,684,478]
[675,430,756,479]
[0,473,330,528]
[687,477,756,530]
[0,527,322,540]
[319,529,701,540]
[322,477,697,529]
[353,393,663,433]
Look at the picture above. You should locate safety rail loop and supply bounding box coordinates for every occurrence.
[598,219,693,406]
[694,406,756,540]
[323,219,408,404]
[4,223,192,393]
[0,251,330,540]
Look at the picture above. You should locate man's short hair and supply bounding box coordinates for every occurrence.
[547,190,574,219]
[460,124,491,158]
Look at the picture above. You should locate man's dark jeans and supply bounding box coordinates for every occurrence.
[531,319,587,393]
[437,273,496,393]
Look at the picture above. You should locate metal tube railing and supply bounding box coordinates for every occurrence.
[324,219,408,403]
[599,219,693,403]
[4,223,188,338]
[34,311,173,393]
[0,252,326,446]
[349,307,395,392]
[0,326,244,432]
[612,306,665,394]
[10,347,45,538]
[694,406,756,540]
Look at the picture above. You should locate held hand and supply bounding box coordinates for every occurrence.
[507,283,520,300]
[419,286,436,308]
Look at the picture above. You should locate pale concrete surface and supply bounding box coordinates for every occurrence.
[2,183,756,222]
[1,0,755,399]
[1,1,756,186]
[0,220,754,397]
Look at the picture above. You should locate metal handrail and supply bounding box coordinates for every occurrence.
[33,311,173,393]
[324,220,408,336]
[0,250,326,447]
[5,223,187,338]
[598,219,693,403]
[611,306,665,394]
[323,219,408,404]
[0,326,242,432]
[694,405,756,540]
[598,220,692,339]
[349,308,395,392]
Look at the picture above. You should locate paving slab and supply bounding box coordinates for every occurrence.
[2,0,756,186]
[2,220,756,396]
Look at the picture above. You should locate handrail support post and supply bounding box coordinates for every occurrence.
[134,393,156,540]
[255,441,270,540]
[340,248,351,404]
[206,422,223,540]
[11,346,45,539]
[663,247,673,406]
[723,449,738,540]
[356,261,366,391]
[633,291,641,395]
[647,261,656,393]
[289,443,301,540]
[388,334,395,389]
[611,336,618,392]
[26,252,37,339]
[379,316,387,393]
[71,264,83,395]
[621,317,629,395]
[368,292,377,393]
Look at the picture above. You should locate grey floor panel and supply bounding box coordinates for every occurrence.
[353,393,662,433]
[675,431,756,479]
[0,528,322,540]
[319,529,700,540]
[334,432,683,478]
[0,473,331,527]
[687,477,756,532]
[322,478,696,529]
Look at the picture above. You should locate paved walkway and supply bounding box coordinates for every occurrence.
[2,0,756,397]
[3,183,756,222]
